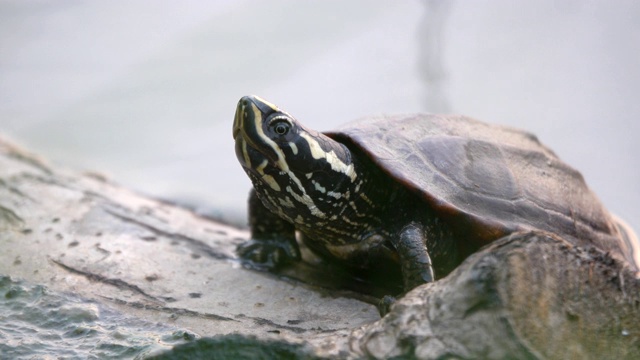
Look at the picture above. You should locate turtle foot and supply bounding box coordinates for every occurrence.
[378,295,397,317]
[237,238,301,269]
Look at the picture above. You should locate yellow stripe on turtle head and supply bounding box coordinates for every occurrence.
[299,132,357,182]
[246,101,326,217]
[241,138,251,168]
[251,95,279,112]
[249,102,290,172]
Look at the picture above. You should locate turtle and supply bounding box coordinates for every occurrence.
[232,95,639,302]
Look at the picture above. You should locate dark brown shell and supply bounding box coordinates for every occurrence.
[326,114,634,266]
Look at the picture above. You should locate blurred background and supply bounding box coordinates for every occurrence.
[1,0,638,233]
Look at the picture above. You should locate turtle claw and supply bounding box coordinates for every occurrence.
[378,295,397,317]
[237,238,301,269]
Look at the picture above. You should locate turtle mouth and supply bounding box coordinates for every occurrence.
[232,95,286,167]
[232,98,246,142]
[233,100,262,170]
[233,95,281,172]
[232,122,241,141]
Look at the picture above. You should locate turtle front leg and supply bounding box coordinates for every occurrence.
[379,222,434,315]
[237,189,301,268]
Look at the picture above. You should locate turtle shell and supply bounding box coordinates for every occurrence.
[325,114,631,263]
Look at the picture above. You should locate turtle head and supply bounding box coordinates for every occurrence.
[233,95,357,223]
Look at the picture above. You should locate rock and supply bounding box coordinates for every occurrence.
[0,135,379,340]
[1,135,638,359]
[340,233,640,359]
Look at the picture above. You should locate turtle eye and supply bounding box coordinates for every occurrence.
[275,123,289,135]
[269,119,291,136]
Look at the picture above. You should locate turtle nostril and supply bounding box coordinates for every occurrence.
[238,97,250,108]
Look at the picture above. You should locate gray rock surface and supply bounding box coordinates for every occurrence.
[1,135,639,359]
[0,135,379,341]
